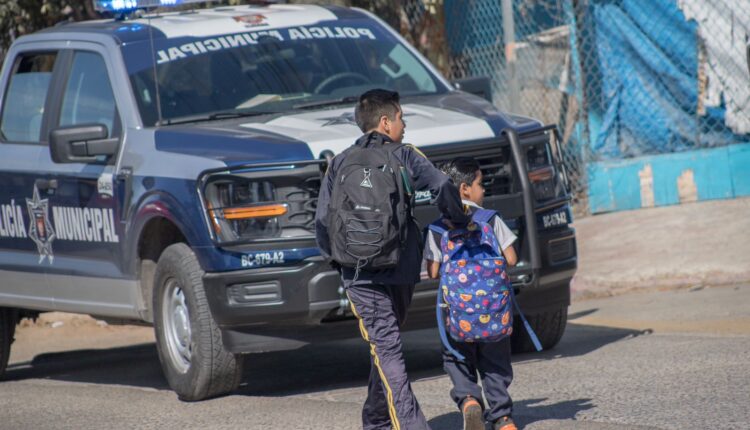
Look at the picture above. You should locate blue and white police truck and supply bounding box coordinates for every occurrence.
[0,0,577,400]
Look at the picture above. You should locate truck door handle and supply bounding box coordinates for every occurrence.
[35,178,58,191]
[116,167,133,221]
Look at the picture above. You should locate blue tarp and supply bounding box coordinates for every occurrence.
[444,0,748,161]
[583,0,746,160]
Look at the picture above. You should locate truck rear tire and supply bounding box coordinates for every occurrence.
[0,308,16,379]
[153,243,243,401]
[511,306,568,353]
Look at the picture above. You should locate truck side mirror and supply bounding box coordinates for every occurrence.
[49,124,119,164]
[451,76,493,103]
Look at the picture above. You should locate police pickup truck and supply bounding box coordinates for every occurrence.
[0,1,576,400]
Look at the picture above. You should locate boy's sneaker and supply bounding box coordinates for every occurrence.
[494,415,517,430]
[461,397,484,430]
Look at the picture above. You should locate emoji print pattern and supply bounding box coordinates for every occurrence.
[439,221,514,342]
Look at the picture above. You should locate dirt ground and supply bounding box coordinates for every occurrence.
[9,312,154,365]
[571,196,750,299]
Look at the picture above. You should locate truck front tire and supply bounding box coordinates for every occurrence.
[0,308,15,379]
[153,243,243,401]
[512,306,568,353]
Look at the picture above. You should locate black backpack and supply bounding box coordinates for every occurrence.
[328,143,412,271]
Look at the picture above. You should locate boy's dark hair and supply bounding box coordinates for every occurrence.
[355,89,401,132]
[441,157,481,187]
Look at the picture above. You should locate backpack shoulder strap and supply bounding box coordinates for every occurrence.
[386,142,407,152]
[428,220,448,236]
[436,287,465,361]
[385,143,414,198]
[510,288,543,352]
[472,208,498,224]
[384,143,408,165]
[473,220,503,257]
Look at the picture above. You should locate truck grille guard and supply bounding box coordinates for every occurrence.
[197,125,569,284]
[420,128,543,282]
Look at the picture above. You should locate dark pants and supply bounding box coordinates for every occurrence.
[442,334,514,423]
[346,283,431,430]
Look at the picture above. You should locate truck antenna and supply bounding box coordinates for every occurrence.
[147,12,164,126]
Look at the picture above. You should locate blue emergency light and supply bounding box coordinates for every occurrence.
[93,0,205,12]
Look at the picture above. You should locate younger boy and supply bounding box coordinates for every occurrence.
[423,157,519,430]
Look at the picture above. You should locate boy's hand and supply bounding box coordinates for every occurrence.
[443,203,472,229]
[427,260,441,279]
[443,219,474,230]
[503,245,518,266]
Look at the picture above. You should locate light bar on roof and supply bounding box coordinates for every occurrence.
[93,0,206,12]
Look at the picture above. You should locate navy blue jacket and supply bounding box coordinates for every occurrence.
[315,131,470,286]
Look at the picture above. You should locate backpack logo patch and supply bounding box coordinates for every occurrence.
[359,168,373,188]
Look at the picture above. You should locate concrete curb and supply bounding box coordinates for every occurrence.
[571,274,750,301]
[571,197,750,302]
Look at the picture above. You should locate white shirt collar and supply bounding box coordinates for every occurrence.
[462,199,482,209]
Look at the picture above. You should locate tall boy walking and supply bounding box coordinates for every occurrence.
[315,89,470,430]
[424,157,520,430]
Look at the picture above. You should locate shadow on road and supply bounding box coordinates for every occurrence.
[3,322,651,398]
[427,397,594,430]
[514,397,595,427]
[568,308,600,320]
[4,343,168,389]
[427,411,463,429]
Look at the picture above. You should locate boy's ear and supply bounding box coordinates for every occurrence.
[458,182,469,195]
[380,115,390,131]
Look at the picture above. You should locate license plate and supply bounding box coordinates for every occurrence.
[539,207,569,229]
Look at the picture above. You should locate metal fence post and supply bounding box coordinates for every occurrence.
[563,0,590,214]
[502,0,520,114]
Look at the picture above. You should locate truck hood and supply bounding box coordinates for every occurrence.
[154,92,539,166]
[154,124,315,167]
[243,94,500,158]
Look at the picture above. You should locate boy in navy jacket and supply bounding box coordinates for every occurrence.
[316,89,470,430]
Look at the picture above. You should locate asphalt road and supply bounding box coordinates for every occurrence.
[1,284,748,430]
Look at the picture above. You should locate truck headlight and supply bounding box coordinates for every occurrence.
[203,178,286,242]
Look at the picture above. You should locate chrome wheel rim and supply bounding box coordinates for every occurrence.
[162,278,192,373]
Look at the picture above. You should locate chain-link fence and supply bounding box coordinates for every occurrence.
[400,0,750,215]
[3,0,746,214]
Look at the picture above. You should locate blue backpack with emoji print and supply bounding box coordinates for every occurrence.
[429,209,542,360]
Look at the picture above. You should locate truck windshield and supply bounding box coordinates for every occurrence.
[121,20,448,126]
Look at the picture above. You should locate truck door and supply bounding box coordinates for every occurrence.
[0,51,61,310]
[36,48,135,317]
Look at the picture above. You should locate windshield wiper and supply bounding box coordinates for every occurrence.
[293,96,359,110]
[160,110,277,126]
